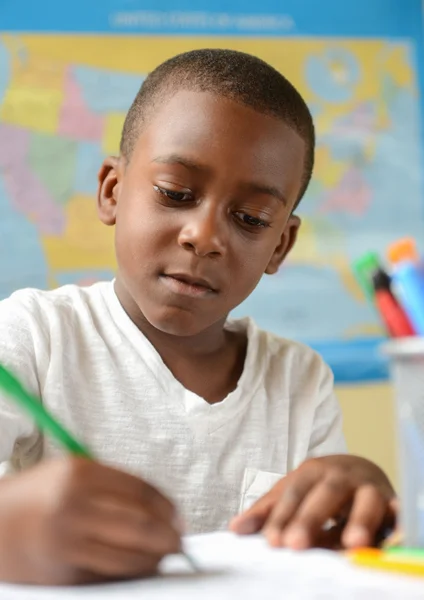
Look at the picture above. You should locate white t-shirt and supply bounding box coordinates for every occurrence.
[0,281,345,533]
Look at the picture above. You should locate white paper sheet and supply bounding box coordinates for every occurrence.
[1,532,424,599]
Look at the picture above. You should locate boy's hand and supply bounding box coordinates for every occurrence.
[0,458,182,585]
[230,455,396,550]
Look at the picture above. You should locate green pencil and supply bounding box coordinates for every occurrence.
[0,362,199,571]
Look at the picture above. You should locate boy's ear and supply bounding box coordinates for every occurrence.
[97,156,122,226]
[265,215,301,275]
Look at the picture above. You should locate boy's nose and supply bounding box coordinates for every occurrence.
[177,207,226,257]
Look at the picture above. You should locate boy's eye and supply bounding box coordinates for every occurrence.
[234,212,269,229]
[154,186,192,203]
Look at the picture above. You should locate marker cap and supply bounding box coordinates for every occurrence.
[387,238,418,265]
[352,251,381,299]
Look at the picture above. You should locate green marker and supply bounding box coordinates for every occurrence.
[352,251,381,301]
[0,363,92,458]
[386,547,424,560]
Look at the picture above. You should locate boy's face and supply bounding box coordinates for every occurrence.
[98,90,305,336]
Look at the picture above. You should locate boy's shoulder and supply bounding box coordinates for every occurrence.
[5,280,110,304]
[0,281,113,324]
[230,317,333,392]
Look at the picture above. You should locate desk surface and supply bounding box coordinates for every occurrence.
[1,532,424,599]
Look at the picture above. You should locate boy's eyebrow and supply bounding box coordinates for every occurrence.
[243,182,288,206]
[152,153,287,205]
[151,153,207,171]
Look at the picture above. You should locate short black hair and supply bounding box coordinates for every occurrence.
[120,48,315,206]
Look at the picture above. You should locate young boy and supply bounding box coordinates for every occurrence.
[0,49,395,585]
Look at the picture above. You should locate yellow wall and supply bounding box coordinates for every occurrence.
[337,383,398,488]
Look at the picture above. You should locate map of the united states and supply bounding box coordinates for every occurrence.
[0,34,423,380]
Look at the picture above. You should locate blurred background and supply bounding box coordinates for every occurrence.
[1,0,424,486]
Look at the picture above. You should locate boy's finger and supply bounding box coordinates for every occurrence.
[85,461,177,522]
[314,522,345,550]
[231,461,326,536]
[230,492,276,534]
[280,471,353,549]
[68,539,160,579]
[389,496,400,513]
[88,497,182,556]
[262,471,320,546]
[341,484,388,548]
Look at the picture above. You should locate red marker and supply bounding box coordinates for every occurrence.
[372,269,415,338]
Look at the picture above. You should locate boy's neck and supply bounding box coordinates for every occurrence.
[114,280,247,403]
[137,313,231,358]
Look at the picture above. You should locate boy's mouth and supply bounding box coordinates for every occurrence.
[160,273,217,298]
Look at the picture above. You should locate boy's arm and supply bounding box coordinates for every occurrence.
[0,292,182,585]
[0,293,43,466]
[231,360,395,549]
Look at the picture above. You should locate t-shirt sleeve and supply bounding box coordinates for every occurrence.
[0,292,47,464]
[306,363,347,457]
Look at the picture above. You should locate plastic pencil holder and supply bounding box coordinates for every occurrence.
[383,338,424,547]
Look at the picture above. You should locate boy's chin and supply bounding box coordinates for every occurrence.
[145,307,223,338]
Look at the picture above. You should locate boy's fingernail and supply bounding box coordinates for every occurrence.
[282,526,309,550]
[343,525,369,547]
